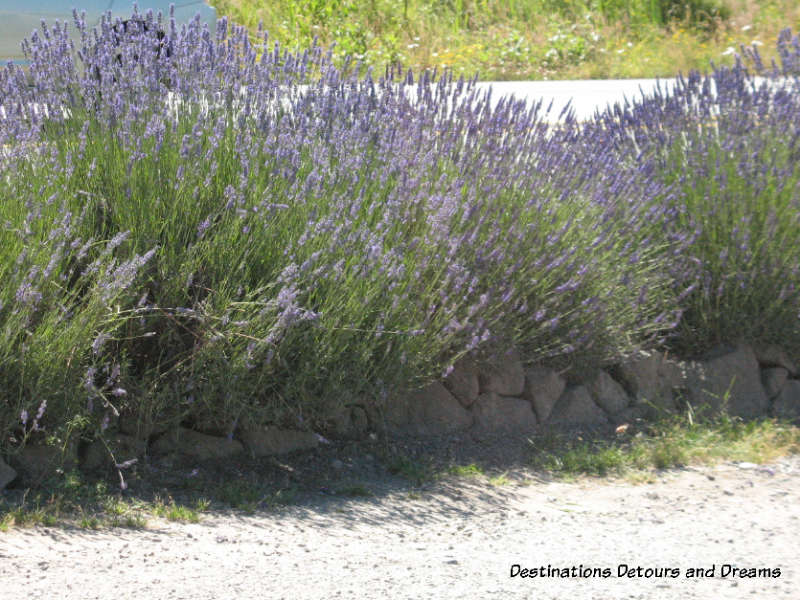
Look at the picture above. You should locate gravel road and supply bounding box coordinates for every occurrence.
[1,454,797,600]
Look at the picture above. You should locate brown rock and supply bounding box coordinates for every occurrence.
[471,392,538,432]
[616,350,685,414]
[682,344,769,419]
[0,457,17,491]
[523,365,566,422]
[753,344,798,376]
[239,427,320,457]
[443,356,480,408]
[330,405,370,439]
[762,368,789,400]
[547,386,609,426]
[478,348,525,396]
[10,440,79,485]
[588,370,631,415]
[382,381,473,436]
[151,427,244,460]
[81,433,147,472]
[772,380,800,421]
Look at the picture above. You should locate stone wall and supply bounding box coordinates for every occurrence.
[2,342,799,490]
[379,343,800,437]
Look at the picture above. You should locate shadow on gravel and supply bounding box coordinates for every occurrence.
[1,427,575,531]
[6,416,796,531]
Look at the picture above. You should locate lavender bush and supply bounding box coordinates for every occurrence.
[588,28,800,357]
[0,6,797,459]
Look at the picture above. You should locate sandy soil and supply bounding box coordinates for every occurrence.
[1,450,797,600]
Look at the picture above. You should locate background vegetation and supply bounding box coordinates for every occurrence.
[211,0,800,79]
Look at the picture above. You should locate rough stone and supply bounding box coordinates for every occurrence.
[682,344,769,419]
[478,348,525,397]
[151,427,244,460]
[523,365,566,422]
[547,385,609,427]
[382,381,473,436]
[772,380,800,421]
[10,441,79,485]
[588,370,631,415]
[471,392,538,432]
[753,344,798,376]
[616,350,685,414]
[81,433,147,472]
[0,457,17,491]
[443,356,481,408]
[350,405,370,435]
[762,368,789,400]
[330,405,370,439]
[118,413,170,440]
[239,427,320,458]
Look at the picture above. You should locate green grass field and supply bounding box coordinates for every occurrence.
[210,0,800,79]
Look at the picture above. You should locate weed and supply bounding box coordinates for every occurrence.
[152,497,203,522]
[530,417,800,478]
[488,472,511,486]
[214,480,263,510]
[386,455,433,486]
[448,463,484,477]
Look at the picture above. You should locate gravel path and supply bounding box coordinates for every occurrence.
[1,455,797,600]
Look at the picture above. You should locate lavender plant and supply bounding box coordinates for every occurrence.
[1,6,796,461]
[588,28,800,357]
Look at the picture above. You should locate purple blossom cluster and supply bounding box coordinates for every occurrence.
[0,10,798,445]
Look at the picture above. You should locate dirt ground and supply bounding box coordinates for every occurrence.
[0,428,798,600]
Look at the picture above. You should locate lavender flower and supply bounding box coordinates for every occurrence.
[92,332,110,355]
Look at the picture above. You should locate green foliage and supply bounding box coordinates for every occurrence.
[448,463,484,477]
[658,0,731,28]
[386,453,434,485]
[656,117,800,358]
[214,480,263,510]
[529,416,800,478]
[213,0,756,81]
[584,0,730,27]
